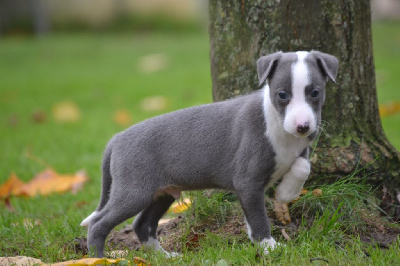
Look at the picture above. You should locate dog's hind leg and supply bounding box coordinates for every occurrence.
[132,194,178,257]
[87,188,154,258]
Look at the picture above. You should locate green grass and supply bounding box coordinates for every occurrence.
[0,21,400,264]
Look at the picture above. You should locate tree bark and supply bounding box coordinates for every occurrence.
[209,0,400,218]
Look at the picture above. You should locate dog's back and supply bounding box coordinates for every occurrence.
[109,90,275,191]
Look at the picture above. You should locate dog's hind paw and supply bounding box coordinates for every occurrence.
[164,251,181,258]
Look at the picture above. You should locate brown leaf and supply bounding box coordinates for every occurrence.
[273,201,291,225]
[312,188,323,196]
[185,233,205,250]
[281,229,291,241]
[31,109,46,124]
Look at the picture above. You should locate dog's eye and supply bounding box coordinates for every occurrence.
[278,91,288,100]
[311,89,320,98]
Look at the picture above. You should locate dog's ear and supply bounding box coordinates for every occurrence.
[310,51,339,83]
[257,51,283,86]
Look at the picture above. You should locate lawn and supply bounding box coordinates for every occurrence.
[0,21,399,264]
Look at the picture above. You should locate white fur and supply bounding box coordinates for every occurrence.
[275,157,310,203]
[263,85,309,187]
[244,218,253,241]
[80,211,98,227]
[284,51,316,137]
[142,236,180,258]
[259,237,278,254]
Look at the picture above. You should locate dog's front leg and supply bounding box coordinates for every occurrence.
[237,187,277,254]
[275,155,310,204]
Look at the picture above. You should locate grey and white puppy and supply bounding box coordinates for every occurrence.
[81,51,338,257]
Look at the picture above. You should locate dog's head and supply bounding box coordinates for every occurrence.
[257,51,338,139]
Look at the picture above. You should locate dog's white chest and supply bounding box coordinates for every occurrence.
[267,136,307,187]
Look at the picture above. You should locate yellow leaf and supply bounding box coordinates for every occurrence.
[0,169,88,200]
[13,168,88,197]
[169,198,191,213]
[379,102,400,117]
[53,101,81,123]
[50,258,128,266]
[113,109,132,126]
[0,173,24,199]
[141,96,168,112]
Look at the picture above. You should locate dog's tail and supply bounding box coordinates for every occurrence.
[80,144,113,227]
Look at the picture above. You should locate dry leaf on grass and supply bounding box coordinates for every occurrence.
[51,258,129,266]
[141,96,168,112]
[113,109,133,127]
[273,201,291,225]
[169,198,191,213]
[312,188,323,196]
[0,169,88,204]
[53,101,81,123]
[0,173,25,198]
[379,102,400,117]
[138,53,168,73]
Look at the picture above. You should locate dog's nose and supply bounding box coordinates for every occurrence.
[297,123,310,134]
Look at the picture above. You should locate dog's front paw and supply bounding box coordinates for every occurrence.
[260,238,283,254]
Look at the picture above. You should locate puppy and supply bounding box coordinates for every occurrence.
[81,51,338,257]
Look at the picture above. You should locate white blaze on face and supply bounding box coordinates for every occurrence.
[284,51,316,137]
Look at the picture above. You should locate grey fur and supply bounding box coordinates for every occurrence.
[85,51,338,257]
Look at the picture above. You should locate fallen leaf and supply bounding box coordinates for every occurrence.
[185,233,205,250]
[300,188,309,195]
[281,228,291,241]
[0,256,43,265]
[291,188,309,204]
[113,109,132,126]
[133,257,150,266]
[379,102,400,117]
[51,258,128,266]
[0,173,25,199]
[53,101,81,123]
[138,53,168,73]
[141,96,168,112]
[31,109,46,124]
[169,198,191,213]
[0,169,88,201]
[312,188,323,196]
[273,201,291,225]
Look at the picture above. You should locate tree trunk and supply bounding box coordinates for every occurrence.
[209,0,400,218]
